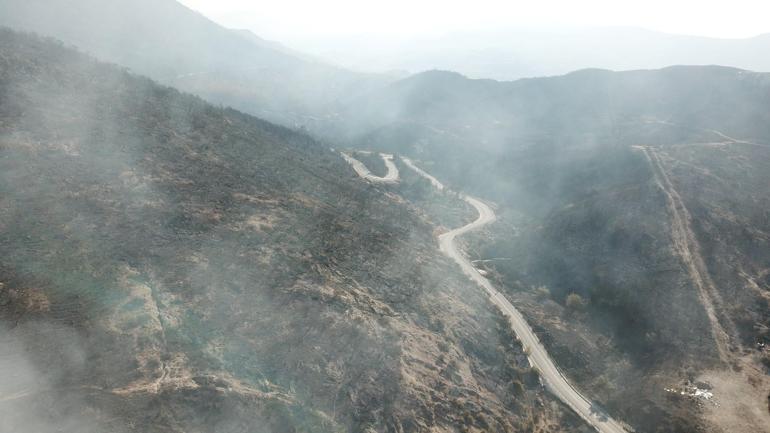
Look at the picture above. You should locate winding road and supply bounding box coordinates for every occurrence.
[401,157,444,190]
[341,152,399,184]
[341,151,630,432]
[402,158,631,433]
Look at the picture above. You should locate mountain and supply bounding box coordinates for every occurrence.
[343,66,770,142]
[0,29,590,433]
[290,27,770,80]
[336,67,770,432]
[0,0,388,126]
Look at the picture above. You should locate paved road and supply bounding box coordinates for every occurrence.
[341,152,399,184]
[404,158,631,433]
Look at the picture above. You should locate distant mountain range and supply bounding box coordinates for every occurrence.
[290,27,770,80]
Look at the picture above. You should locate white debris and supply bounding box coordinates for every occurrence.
[693,388,713,399]
[665,385,714,402]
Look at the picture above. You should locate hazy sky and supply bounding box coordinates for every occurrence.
[178,0,770,40]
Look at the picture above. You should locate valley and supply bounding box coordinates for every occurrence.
[344,152,630,432]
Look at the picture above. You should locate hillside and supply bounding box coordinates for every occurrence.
[342,67,770,140]
[0,0,387,126]
[339,67,770,204]
[0,29,594,433]
[339,67,770,432]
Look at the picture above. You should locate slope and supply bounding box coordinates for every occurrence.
[0,29,590,433]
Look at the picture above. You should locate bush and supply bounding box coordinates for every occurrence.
[565,292,587,311]
[534,285,551,300]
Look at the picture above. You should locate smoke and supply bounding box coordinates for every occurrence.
[0,321,106,433]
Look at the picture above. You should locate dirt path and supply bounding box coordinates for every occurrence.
[638,146,737,362]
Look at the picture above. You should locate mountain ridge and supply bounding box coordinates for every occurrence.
[288,26,770,80]
[0,0,390,126]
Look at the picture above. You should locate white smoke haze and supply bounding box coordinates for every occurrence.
[0,322,105,433]
[178,0,770,39]
[175,1,770,81]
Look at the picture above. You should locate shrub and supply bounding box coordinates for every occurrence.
[534,285,551,300]
[565,292,587,311]
[509,379,525,396]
